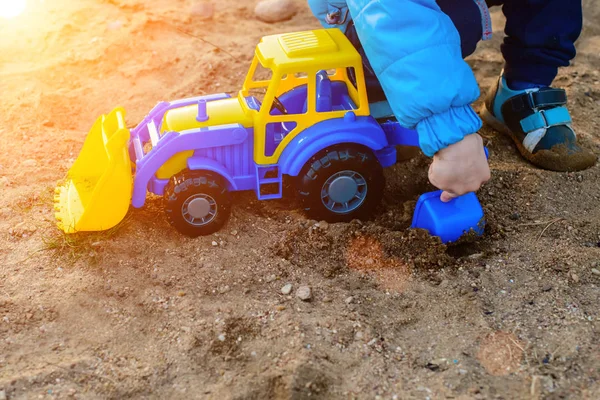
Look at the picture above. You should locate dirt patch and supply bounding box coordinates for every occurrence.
[346,235,412,292]
[208,316,260,356]
[477,331,524,376]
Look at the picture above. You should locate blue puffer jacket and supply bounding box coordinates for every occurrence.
[307,0,482,156]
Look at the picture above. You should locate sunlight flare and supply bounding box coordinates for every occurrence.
[0,0,26,19]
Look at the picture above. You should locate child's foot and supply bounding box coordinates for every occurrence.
[481,76,597,171]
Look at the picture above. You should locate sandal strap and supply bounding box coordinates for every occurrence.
[520,106,572,133]
[505,88,567,112]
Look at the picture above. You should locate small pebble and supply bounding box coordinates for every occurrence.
[254,0,297,23]
[281,283,293,295]
[217,333,226,342]
[0,390,6,400]
[190,2,214,19]
[430,358,448,367]
[218,285,230,294]
[509,212,521,221]
[591,268,600,276]
[230,230,238,236]
[265,274,276,283]
[296,286,311,301]
[571,273,580,283]
[317,220,329,230]
[211,241,218,246]
[345,296,354,304]
[542,284,553,292]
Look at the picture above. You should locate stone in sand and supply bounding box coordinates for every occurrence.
[296,285,311,301]
[255,0,297,23]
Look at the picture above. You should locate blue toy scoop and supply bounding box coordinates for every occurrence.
[411,190,485,243]
[411,147,489,243]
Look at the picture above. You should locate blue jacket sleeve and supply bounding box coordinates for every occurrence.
[308,0,482,156]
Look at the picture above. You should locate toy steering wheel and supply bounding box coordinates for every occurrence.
[270,97,288,115]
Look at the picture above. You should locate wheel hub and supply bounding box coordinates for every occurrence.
[182,194,217,226]
[187,197,211,219]
[321,170,367,214]
[327,176,358,204]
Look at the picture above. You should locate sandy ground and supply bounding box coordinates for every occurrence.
[1,0,599,399]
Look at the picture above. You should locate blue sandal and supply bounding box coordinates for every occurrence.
[481,76,597,171]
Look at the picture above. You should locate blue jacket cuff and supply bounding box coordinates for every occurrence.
[416,104,483,157]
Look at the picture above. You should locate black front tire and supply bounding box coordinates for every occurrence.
[297,145,384,222]
[163,170,231,237]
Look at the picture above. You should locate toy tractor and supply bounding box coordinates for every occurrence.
[54,29,485,242]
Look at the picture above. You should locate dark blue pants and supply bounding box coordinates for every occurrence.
[445,0,583,89]
[348,0,583,100]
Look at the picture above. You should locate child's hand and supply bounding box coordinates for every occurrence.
[428,133,490,202]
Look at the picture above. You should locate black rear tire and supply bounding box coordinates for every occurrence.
[163,170,231,237]
[297,145,384,222]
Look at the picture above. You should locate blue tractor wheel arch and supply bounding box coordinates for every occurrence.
[279,116,389,177]
[186,156,238,191]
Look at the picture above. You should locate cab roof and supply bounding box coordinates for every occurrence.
[256,29,361,72]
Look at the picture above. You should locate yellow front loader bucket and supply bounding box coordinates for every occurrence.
[55,107,133,233]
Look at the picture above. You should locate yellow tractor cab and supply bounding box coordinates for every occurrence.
[240,28,371,164]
